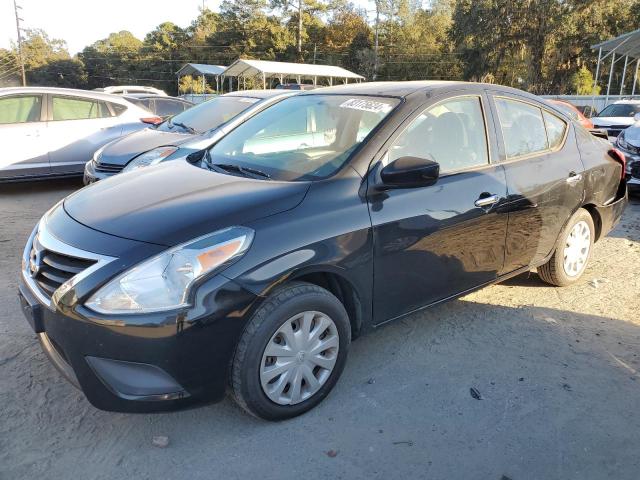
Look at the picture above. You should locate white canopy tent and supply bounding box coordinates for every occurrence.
[175,63,227,92]
[592,29,640,103]
[221,59,365,90]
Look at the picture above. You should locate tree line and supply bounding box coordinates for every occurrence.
[1,0,639,95]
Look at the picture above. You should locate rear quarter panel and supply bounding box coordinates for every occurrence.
[575,126,622,206]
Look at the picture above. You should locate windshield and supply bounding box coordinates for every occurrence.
[597,103,640,118]
[157,96,260,134]
[207,95,399,181]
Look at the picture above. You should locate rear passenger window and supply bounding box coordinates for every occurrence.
[543,111,567,149]
[389,96,489,172]
[52,96,111,121]
[155,99,184,117]
[495,98,548,158]
[0,95,42,124]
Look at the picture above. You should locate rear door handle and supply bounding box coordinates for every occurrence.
[566,172,583,185]
[474,194,499,208]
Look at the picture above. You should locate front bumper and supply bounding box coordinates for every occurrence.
[19,213,260,413]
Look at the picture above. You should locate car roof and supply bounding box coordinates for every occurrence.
[0,86,132,104]
[123,93,190,102]
[222,89,297,99]
[299,81,541,100]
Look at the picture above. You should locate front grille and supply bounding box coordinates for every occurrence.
[94,161,124,174]
[29,239,96,298]
[631,162,640,179]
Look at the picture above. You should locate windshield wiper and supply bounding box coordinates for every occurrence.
[210,162,271,180]
[171,121,197,134]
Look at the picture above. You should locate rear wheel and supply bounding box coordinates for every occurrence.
[538,208,594,286]
[231,282,351,420]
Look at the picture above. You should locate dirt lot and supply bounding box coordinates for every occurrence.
[1,178,639,480]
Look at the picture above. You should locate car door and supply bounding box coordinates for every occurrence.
[46,95,123,174]
[487,93,584,272]
[368,93,509,324]
[0,93,50,179]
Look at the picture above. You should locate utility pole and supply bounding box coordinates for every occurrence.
[13,0,26,86]
[297,0,303,60]
[373,1,380,81]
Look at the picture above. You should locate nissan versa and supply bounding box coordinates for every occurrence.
[19,82,627,420]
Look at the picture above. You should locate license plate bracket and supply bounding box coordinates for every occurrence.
[18,286,45,333]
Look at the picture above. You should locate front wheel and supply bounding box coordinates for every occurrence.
[230,282,351,420]
[538,208,595,286]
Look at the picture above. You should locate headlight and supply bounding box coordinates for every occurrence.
[617,132,629,150]
[85,226,254,314]
[122,146,178,172]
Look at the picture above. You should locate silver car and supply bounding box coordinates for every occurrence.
[0,87,155,181]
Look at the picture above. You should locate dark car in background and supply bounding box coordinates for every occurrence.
[615,113,640,194]
[19,82,627,421]
[83,89,295,183]
[123,94,193,121]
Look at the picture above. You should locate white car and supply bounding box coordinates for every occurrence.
[591,99,640,138]
[95,85,167,96]
[0,87,157,181]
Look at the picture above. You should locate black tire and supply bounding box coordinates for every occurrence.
[230,282,351,420]
[538,208,595,286]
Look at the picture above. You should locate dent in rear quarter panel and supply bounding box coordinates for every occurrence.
[575,126,621,206]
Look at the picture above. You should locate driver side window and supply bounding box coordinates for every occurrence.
[389,96,489,173]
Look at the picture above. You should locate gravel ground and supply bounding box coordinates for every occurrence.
[1,178,639,480]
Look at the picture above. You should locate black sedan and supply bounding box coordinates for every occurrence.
[19,82,627,420]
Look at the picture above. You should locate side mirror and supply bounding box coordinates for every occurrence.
[380,156,440,189]
[634,112,640,123]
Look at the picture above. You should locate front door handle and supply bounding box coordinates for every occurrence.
[566,172,583,185]
[474,194,499,208]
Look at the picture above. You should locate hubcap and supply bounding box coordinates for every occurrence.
[260,311,339,406]
[563,220,591,277]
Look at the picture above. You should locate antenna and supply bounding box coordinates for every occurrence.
[13,0,26,86]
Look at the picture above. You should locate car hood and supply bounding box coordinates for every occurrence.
[99,127,196,166]
[63,160,310,246]
[591,116,634,127]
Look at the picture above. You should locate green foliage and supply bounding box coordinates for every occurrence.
[10,0,640,95]
[178,75,215,94]
[570,65,600,95]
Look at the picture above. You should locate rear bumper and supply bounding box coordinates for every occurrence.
[596,180,628,237]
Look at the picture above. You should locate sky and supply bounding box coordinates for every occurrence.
[1,0,372,56]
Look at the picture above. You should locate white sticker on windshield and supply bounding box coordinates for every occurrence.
[340,98,392,114]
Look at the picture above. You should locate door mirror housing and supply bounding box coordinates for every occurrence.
[380,156,440,189]
[633,112,640,123]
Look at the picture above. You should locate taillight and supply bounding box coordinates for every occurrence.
[140,116,163,125]
[608,148,626,179]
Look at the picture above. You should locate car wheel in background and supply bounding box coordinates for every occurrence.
[538,208,595,286]
[231,282,351,421]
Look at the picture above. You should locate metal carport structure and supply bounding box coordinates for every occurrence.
[221,59,365,90]
[592,29,640,102]
[175,63,227,93]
